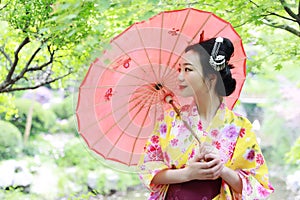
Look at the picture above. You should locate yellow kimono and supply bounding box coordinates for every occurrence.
[138,102,274,199]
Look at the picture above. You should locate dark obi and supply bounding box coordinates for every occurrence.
[165,178,222,200]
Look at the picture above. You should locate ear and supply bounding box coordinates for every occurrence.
[206,73,217,88]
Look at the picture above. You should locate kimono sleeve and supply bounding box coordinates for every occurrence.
[137,119,169,193]
[228,119,274,199]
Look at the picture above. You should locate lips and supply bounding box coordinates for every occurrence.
[178,85,187,90]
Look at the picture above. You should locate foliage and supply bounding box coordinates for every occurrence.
[55,138,98,169]
[0,93,17,120]
[0,187,40,200]
[50,95,76,120]
[285,137,300,166]
[22,134,54,157]
[51,115,78,135]
[0,0,108,93]
[9,98,56,135]
[0,120,22,160]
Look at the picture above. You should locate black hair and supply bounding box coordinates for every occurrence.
[185,37,236,96]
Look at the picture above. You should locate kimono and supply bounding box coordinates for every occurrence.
[138,102,274,200]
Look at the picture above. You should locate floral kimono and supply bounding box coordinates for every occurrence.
[138,102,274,200]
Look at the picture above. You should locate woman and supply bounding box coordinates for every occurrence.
[138,37,274,200]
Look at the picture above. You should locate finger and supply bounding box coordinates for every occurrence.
[204,153,219,162]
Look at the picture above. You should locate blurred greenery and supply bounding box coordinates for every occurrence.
[0,120,22,160]
[9,98,56,135]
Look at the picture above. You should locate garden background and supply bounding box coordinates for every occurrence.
[0,0,299,199]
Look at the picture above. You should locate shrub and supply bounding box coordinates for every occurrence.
[51,95,76,120]
[55,138,98,170]
[51,115,78,135]
[9,99,57,135]
[285,137,300,167]
[0,120,22,160]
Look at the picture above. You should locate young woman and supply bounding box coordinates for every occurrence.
[138,37,274,200]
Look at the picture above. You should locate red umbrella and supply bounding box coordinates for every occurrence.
[76,8,247,166]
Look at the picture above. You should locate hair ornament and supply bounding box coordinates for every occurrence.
[209,37,226,71]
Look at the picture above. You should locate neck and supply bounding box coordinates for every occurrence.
[194,93,221,123]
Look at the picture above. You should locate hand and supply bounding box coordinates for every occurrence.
[186,151,224,181]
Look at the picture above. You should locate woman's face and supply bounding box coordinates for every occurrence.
[177,50,208,98]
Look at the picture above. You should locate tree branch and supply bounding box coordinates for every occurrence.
[0,71,73,93]
[6,37,30,82]
[263,18,300,37]
[0,46,12,66]
[0,2,9,11]
[27,46,55,72]
[279,0,300,22]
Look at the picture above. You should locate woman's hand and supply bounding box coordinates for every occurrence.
[186,143,224,181]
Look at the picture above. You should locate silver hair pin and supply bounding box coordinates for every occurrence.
[209,37,226,71]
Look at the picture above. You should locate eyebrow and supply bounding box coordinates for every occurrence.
[179,62,193,67]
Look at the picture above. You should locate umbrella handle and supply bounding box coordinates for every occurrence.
[165,96,201,145]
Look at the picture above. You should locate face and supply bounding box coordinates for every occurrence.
[177,50,209,98]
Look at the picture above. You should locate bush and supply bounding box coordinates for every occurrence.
[51,115,78,135]
[0,120,22,160]
[9,99,57,135]
[51,95,76,120]
[285,137,300,167]
[55,138,98,170]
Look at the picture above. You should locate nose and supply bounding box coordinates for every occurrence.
[177,70,184,82]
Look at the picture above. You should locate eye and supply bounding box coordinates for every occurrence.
[185,67,192,72]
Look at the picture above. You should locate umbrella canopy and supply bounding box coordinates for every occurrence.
[76,8,247,166]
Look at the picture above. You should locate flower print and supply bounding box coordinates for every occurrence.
[170,138,179,147]
[244,148,255,161]
[228,142,236,159]
[169,111,175,117]
[203,131,208,136]
[189,149,195,159]
[239,127,246,138]
[256,153,264,165]
[140,165,145,171]
[258,185,270,197]
[213,141,221,150]
[246,180,253,195]
[220,102,225,110]
[164,152,170,164]
[211,129,219,137]
[223,124,239,140]
[171,121,175,127]
[150,135,160,144]
[157,114,164,121]
[159,123,167,136]
[181,105,190,112]
[250,169,256,176]
[146,144,163,161]
[197,120,203,131]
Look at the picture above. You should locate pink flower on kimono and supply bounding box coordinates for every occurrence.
[213,140,221,150]
[239,128,246,138]
[258,185,270,197]
[256,153,264,165]
[223,124,239,139]
[197,120,203,131]
[220,102,225,110]
[245,178,253,195]
[170,138,179,147]
[189,149,195,159]
[244,148,255,161]
[169,111,175,117]
[228,142,236,159]
[146,144,163,161]
[159,123,167,135]
[150,135,160,144]
[211,129,219,137]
